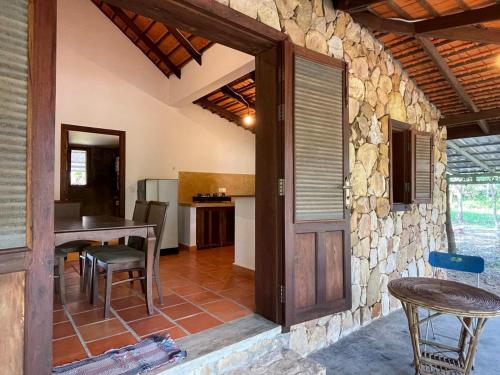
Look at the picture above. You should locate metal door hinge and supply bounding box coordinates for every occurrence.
[280,285,286,303]
[279,178,285,196]
[278,104,285,122]
[405,182,410,193]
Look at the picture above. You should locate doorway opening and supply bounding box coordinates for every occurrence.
[60,124,126,217]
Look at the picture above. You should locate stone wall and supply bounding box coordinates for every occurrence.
[216,0,448,356]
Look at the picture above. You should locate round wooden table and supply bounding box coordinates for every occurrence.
[389,277,500,375]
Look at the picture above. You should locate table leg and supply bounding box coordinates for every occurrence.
[463,318,487,375]
[145,228,156,315]
[458,317,472,364]
[403,302,421,374]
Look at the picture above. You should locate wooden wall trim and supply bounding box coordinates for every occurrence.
[25,0,57,373]
[0,248,32,275]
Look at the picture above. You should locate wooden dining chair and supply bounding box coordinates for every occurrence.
[54,201,96,302]
[85,201,168,318]
[81,200,149,296]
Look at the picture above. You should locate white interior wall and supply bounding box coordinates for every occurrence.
[56,0,255,217]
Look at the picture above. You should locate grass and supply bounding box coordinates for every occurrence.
[450,210,498,228]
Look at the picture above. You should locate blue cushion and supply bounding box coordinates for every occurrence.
[428,251,485,274]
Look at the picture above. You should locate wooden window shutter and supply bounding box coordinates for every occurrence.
[294,56,344,221]
[282,42,351,327]
[412,131,433,203]
[0,0,28,249]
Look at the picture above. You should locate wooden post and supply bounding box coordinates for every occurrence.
[446,179,457,253]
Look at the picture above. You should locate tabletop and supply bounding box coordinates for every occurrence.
[54,215,155,234]
[388,277,500,318]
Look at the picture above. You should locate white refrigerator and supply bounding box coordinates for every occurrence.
[137,179,178,251]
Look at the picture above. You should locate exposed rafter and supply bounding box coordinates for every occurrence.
[166,26,202,65]
[440,108,500,127]
[416,36,489,134]
[414,4,500,34]
[220,86,256,110]
[333,0,383,12]
[195,98,247,129]
[109,5,182,78]
[447,140,494,172]
[350,12,500,44]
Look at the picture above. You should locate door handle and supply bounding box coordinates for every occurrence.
[343,177,352,210]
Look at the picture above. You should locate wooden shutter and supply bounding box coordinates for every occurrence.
[0,0,28,249]
[413,132,433,203]
[283,42,351,327]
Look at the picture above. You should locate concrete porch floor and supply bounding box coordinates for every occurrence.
[309,310,500,375]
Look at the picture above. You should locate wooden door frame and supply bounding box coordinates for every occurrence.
[60,124,126,218]
[25,1,288,372]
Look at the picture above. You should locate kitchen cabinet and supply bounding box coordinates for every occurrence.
[196,206,235,249]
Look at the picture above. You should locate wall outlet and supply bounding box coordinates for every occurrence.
[218,187,227,194]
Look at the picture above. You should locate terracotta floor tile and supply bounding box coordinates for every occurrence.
[184,291,222,305]
[162,302,202,320]
[202,299,251,322]
[53,336,87,367]
[176,313,223,334]
[154,293,186,308]
[72,308,112,326]
[143,326,187,340]
[116,304,157,322]
[65,300,103,314]
[230,294,255,310]
[111,295,145,310]
[86,332,137,356]
[53,321,75,340]
[53,310,68,324]
[79,319,126,342]
[171,284,208,296]
[128,315,175,337]
[204,280,236,292]
[221,287,255,300]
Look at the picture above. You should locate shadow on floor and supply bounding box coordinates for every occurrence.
[309,310,499,375]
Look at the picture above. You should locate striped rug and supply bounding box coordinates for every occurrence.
[53,335,186,375]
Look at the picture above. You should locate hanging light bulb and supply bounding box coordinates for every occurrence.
[243,102,254,126]
[243,113,254,126]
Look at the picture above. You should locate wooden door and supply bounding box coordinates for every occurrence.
[282,42,351,326]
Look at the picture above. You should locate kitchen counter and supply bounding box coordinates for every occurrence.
[178,201,235,208]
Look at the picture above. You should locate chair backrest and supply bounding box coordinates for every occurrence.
[128,200,149,250]
[145,201,169,260]
[54,201,81,220]
[429,251,485,274]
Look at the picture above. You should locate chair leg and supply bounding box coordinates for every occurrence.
[154,259,163,305]
[58,256,66,305]
[104,268,113,319]
[129,271,134,286]
[79,250,84,275]
[92,258,99,305]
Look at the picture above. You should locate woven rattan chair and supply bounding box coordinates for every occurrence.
[85,201,167,318]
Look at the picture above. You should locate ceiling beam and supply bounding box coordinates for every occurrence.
[109,5,181,78]
[446,124,500,139]
[333,0,384,12]
[447,140,494,172]
[415,4,500,34]
[351,12,500,44]
[166,26,202,65]
[220,86,256,110]
[103,0,287,56]
[440,108,500,126]
[417,36,489,134]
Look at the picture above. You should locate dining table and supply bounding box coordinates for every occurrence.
[54,215,157,315]
[389,277,500,375]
